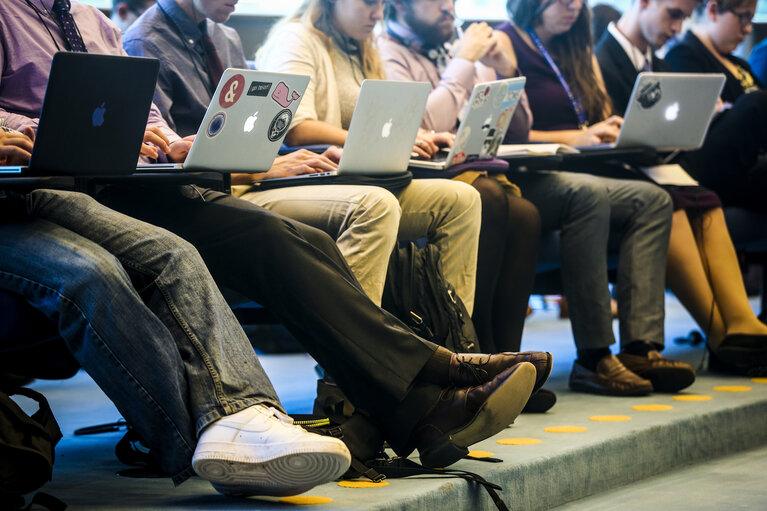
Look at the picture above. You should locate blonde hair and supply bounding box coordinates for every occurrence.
[270,0,385,80]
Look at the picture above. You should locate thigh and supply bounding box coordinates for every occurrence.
[395,178,479,241]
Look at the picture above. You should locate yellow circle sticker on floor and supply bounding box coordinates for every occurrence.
[497,438,543,445]
[673,395,712,401]
[467,450,495,458]
[632,404,673,411]
[544,426,588,433]
[338,480,390,488]
[751,377,767,384]
[279,496,333,505]
[713,385,752,392]
[589,415,631,422]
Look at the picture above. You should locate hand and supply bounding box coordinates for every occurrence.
[256,149,339,181]
[573,116,623,146]
[453,22,496,63]
[321,145,343,164]
[167,136,194,163]
[140,127,171,159]
[479,31,516,77]
[0,127,35,166]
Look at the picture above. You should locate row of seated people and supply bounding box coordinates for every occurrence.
[1,0,766,501]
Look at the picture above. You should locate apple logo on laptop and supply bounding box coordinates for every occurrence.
[243,112,258,133]
[665,102,680,121]
[92,102,106,127]
[381,118,393,138]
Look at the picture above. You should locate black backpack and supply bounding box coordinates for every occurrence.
[0,387,66,510]
[382,242,480,353]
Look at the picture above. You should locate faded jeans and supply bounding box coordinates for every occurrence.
[0,189,280,484]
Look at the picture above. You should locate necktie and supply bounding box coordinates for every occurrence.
[642,59,651,72]
[51,0,87,53]
[200,31,225,89]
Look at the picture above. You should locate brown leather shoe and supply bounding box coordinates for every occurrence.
[617,350,695,392]
[449,351,552,392]
[413,362,536,468]
[569,355,653,396]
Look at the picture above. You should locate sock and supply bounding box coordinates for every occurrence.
[576,348,612,371]
[416,347,453,385]
[622,341,658,356]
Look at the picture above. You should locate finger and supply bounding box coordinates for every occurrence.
[23,126,36,143]
[140,143,159,159]
[149,126,171,146]
[1,134,34,153]
[143,130,170,153]
[413,144,430,158]
[0,145,32,165]
[306,158,338,173]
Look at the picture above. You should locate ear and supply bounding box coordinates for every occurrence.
[706,0,719,20]
[390,0,408,16]
[116,3,130,19]
[638,0,651,10]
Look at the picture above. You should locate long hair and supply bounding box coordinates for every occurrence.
[506,0,613,121]
[271,0,385,80]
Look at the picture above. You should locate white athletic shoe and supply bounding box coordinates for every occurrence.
[192,404,351,496]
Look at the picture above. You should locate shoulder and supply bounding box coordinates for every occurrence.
[376,33,410,61]
[123,5,172,48]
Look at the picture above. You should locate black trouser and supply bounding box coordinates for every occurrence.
[97,184,440,454]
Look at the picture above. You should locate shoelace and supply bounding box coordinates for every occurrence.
[455,360,489,385]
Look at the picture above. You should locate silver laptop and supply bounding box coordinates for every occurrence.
[409,77,526,170]
[579,72,725,152]
[262,80,430,184]
[140,69,309,172]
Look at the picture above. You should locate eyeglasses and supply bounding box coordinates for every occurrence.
[727,9,754,28]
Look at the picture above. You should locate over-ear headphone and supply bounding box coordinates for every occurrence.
[385,21,447,64]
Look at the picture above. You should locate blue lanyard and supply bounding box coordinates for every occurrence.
[525,27,588,128]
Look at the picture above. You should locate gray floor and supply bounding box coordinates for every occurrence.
[17,294,767,509]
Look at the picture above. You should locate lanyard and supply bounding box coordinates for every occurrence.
[525,27,588,128]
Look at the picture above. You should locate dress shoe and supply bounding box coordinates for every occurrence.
[521,388,557,413]
[569,355,652,396]
[449,351,552,392]
[616,350,695,392]
[413,362,536,468]
[193,404,350,496]
[709,334,767,369]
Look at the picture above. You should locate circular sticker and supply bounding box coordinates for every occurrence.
[219,74,245,108]
[268,108,293,142]
[206,112,226,138]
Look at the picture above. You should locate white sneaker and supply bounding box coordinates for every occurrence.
[192,404,351,497]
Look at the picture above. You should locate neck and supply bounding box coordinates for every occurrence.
[533,25,555,45]
[175,0,204,24]
[692,27,721,57]
[616,11,649,52]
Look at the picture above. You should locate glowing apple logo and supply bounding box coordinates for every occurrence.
[381,118,393,138]
[243,111,258,133]
[665,102,680,121]
[92,102,106,127]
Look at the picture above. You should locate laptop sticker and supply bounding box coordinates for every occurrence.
[272,82,301,108]
[219,74,245,108]
[451,151,467,165]
[637,80,662,109]
[268,109,292,141]
[247,81,272,97]
[471,85,491,109]
[206,112,226,138]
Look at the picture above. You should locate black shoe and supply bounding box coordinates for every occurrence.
[521,388,556,413]
[449,351,552,393]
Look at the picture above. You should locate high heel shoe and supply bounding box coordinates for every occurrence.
[707,334,767,374]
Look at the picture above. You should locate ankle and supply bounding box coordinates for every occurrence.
[622,341,659,357]
[576,348,612,371]
[417,347,454,385]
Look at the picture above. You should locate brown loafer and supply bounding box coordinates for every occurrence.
[449,351,552,392]
[617,350,695,392]
[413,361,536,468]
[569,355,653,396]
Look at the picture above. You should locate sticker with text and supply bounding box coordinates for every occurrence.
[247,81,273,97]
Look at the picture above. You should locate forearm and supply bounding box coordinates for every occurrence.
[529,129,581,145]
[285,120,347,147]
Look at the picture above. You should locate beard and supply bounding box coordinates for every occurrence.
[402,8,455,48]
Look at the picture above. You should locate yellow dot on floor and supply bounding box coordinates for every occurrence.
[589,415,632,422]
[673,395,713,401]
[337,480,389,488]
[632,404,673,411]
[497,437,542,445]
[751,377,767,384]
[278,496,333,505]
[544,426,588,433]
[713,385,752,392]
[467,450,495,458]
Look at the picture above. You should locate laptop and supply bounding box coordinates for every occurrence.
[139,70,310,173]
[260,80,431,185]
[408,77,526,170]
[578,72,725,152]
[0,52,159,176]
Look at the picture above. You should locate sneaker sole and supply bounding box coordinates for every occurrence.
[193,447,350,497]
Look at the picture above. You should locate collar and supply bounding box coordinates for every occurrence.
[608,22,653,72]
[158,0,209,47]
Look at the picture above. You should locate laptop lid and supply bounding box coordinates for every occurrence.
[24,52,159,176]
[183,70,310,172]
[337,80,431,174]
[409,77,526,170]
[616,72,725,151]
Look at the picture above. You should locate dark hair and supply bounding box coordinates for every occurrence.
[696,0,757,16]
[385,0,408,22]
[506,0,613,121]
[112,0,153,14]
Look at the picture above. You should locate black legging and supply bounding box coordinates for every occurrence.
[470,176,541,353]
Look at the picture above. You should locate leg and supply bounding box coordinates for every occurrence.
[238,185,401,304]
[396,179,482,314]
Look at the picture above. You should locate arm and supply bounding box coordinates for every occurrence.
[530,116,623,146]
[231,147,341,184]
[286,120,348,147]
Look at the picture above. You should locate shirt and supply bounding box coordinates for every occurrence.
[0,0,176,142]
[607,22,653,72]
[123,0,248,137]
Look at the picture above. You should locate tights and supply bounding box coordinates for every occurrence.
[470,176,541,353]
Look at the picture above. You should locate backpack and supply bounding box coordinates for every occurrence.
[0,387,66,510]
[382,242,480,353]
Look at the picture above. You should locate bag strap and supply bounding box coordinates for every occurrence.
[4,387,62,446]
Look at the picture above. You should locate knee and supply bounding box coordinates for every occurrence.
[447,180,482,221]
[508,195,542,235]
[633,182,673,219]
[566,177,610,220]
[473,177,509,221]
[358,188,402,231]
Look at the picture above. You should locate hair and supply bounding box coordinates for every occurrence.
[506,0,614,121]
[695,0,757,16]
[270,0,385,80]
[111,0,154,14]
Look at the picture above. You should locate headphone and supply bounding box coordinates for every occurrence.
[385,21,447,64]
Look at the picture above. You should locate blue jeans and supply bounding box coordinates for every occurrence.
[0,190,281,484]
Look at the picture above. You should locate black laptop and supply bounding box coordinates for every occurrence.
[1,52,159,176]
